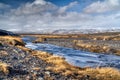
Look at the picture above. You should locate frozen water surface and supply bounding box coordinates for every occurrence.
[23,37,120,69]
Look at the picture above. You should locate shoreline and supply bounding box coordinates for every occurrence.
[23,32,120,56]
[0,36,120,80]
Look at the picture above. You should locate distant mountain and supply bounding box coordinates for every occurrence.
[51,29,97,34]
[0,29,19,36]
[11,28,120,34]
[42,29,120,34]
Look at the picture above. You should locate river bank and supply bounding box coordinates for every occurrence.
[0,36,120,80]
[22,32,120,55]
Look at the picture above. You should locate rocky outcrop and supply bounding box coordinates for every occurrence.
[33,37,45,43]
[0,30,23,46]
[0,36,25,46]
[0,29,19,36]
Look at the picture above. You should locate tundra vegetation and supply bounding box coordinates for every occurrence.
[0,32,120,79]
[23,32,120,55]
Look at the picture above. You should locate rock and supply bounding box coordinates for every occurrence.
[37,77,44,80]
[0,29,19,36]
[32,38,44,43]
[0,50,8,56]
[32,67,41,71]
[45,71,50,77]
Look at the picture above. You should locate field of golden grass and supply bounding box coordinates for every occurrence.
[22,32,120,55]
[0,36,25,46]
[30,50,120,80]
[22,32,120,44]
[0,35,120,79]
[73,39,120,55]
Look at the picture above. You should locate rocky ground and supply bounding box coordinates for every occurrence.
[0,36,120,80]
[27,32,120,56]
[0,44,72,80]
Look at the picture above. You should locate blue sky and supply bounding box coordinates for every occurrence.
[0,0,102,12]
[0,0,120,32]
[0,0,95,6]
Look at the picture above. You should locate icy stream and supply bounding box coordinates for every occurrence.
[23,37,120,69]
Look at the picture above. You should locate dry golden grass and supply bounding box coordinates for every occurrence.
[0,36,22,42]
[21,34,90,40]
[91,35,120,41]
[21,32,120,41]
[31,50,82,73]
[21,34,72,38]
[73,40,120,55]
[16,45,31,52]
[0,36,25,46]
[32,67,41,71]
[0,50,8,56]
[0,34,120,79]
[33,37,45,43]
[0,62,10,75]
[79,68,120,80]
[31,50,120,80]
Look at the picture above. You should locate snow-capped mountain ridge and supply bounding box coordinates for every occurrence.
[10,29,120,34]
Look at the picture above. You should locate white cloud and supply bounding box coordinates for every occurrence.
[84,0,120,13]
[33,0,46,5]
[108,0,120,6]
[11,0,57,15]
[58,1,78,14]
[0,0,120,32]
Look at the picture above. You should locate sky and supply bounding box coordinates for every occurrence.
[0,0,120,32]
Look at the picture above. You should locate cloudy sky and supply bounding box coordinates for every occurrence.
[0,0,120,32]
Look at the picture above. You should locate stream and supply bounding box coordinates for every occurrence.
[22,36,120,69]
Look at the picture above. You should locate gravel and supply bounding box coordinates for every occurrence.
[0,44,70,80]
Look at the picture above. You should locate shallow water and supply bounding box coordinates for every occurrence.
[23,37,120,69]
